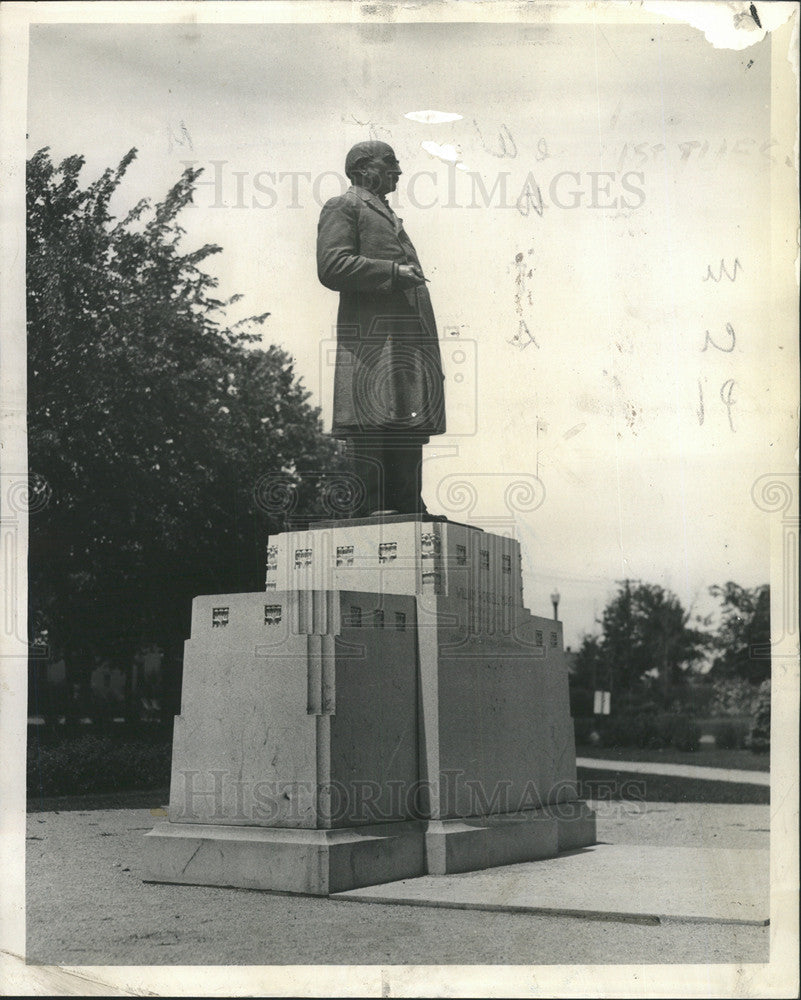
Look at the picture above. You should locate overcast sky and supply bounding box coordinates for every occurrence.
[27,17,792,648]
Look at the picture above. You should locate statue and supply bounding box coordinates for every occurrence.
[317,141,445,517]
[147,145,595,898]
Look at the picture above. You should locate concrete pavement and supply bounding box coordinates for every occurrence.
[334,844,769,924]
[25,800,770,967]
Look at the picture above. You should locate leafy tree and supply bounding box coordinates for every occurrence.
[567,634,603,716]
[624,582,710,701]
[708,582,770,684]
[573,580,710,710]
[571,634,604,689]
[27,148,342,707]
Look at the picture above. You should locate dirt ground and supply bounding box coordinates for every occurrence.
[24,800,770,967]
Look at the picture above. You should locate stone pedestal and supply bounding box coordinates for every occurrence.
[145,515,595,893]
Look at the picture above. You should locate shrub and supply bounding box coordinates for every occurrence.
[663,714,701,752]
[677,682,717,718]
[28,734,171,797]
[612,689,660,718]
[598,713,653,749]
[709,677,761,717]
[569,686,595,718]
[595,713,626,749]
[573,716,603,746]
[714,719,749,750]
[594,712,700,751]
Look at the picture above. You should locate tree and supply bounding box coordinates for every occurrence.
[571,634,604,689]
[576,580,710,710]
[708,582,771,684]
[568,634,604,717]
[27,148,343,705]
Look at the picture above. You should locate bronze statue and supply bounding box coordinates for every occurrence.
[317,141,445,516]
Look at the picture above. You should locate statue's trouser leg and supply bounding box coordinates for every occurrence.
[347,432,429,515]
[382,435,426,514]
[347,435,383,516]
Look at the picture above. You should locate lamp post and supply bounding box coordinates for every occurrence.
[550,588,560,621]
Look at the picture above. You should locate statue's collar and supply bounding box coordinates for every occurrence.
[350,185,397,223]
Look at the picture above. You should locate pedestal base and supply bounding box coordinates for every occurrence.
[144,802,596,896]
[144,819,427,896]
[426,801,597,875]
[146,516,598,896]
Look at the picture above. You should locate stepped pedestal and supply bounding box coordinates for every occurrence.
[145,515,595,894]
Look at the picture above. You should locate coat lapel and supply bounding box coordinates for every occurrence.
[351,186,400,229]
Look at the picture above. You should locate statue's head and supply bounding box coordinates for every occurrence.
[345,141,401,196]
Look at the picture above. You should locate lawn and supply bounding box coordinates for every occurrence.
[577,768,769,804]
[27,786,170,813]
[575,745,769,772]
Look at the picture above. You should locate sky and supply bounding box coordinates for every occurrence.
[26,15,795,649]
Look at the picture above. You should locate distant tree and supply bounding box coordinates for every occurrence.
[626,582,711,702]
[567,634,604,717]
[571,634,604,689]
[578,580,710,710]
[27,148,342,702]
[597,579,641,695]
[708,582,771,684]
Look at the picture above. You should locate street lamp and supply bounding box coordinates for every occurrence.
[550,588,560,621]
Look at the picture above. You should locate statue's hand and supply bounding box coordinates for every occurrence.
[396,264,426,289]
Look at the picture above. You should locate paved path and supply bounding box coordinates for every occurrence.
[576,756,770,786]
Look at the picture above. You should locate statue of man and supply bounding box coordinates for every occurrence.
[317,141,445,517]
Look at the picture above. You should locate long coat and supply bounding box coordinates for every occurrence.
[317,185,446,439]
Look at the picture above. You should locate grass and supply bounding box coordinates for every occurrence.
[27,733,172,799]
[575,745,769,772]
[27,786,170,813]
[577,768,769,805]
